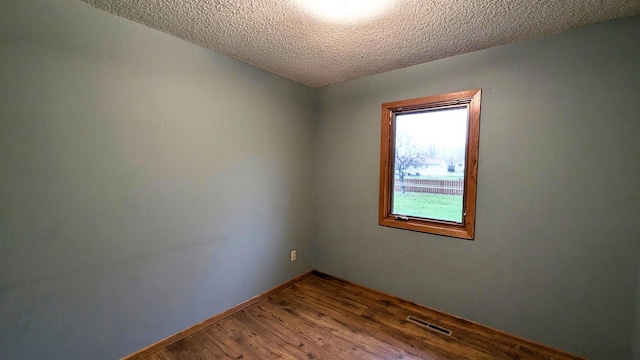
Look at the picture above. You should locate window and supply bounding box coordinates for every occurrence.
[378,89,481,239]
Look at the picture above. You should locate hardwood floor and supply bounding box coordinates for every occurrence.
[135,272,584,360]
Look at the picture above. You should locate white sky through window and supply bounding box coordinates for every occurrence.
[395,107,468,152]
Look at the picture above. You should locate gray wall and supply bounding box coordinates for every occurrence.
[313,17,640,359]
[635,249,640,360]
[0,0,314,359]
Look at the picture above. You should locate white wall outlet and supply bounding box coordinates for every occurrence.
[290,250,297,262]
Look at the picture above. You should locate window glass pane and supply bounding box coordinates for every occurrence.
[392,107,468,223]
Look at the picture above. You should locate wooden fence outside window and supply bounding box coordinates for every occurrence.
[395,178,464,195]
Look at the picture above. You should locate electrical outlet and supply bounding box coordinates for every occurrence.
[290,250,297,262]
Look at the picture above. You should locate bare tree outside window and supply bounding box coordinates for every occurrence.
[394,131,425,194]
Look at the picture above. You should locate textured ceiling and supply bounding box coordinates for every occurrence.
[79,0,640,87]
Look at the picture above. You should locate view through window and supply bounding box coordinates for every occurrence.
[393,107,468,223]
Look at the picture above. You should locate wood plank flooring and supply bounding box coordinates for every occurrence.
[138,272,584,360]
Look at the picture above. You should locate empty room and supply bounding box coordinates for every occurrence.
[1,0,640,359]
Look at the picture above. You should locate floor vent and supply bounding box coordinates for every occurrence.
[406,315,452,336]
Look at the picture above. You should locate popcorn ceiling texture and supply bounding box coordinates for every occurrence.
[79,0,640,87]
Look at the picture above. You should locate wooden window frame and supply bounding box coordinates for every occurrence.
[378,89,481,240]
